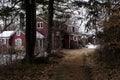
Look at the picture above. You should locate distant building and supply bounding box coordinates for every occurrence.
[0,17,48,53]
[62,25,81,49]
[36,17,48,49]
[0,30,25,53]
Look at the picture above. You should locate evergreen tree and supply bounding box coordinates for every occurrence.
[24,0,36,63]
[46,0,54,54]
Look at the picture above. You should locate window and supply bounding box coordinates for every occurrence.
[73,36,78,41]
[37,22,43,28]
[0,39,6,45]
[15,38,22,46]
[16,31,21,36]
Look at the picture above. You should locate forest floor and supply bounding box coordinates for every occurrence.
[0,48,120,80]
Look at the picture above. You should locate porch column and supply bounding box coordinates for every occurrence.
[42,39,43,48]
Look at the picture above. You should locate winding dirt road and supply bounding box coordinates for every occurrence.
[49,48,95,80]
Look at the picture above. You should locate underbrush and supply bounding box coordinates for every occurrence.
[89,46,120,80]
[0,51,64,80]
[93,42,120,68]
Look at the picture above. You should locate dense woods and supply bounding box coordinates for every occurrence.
[0,0,120,79]
[0,0,119,64]
[95,5,120,66]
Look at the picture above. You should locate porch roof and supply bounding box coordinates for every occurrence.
[36,31,44,39]
[0,31,15,38]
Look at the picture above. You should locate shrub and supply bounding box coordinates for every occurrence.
[94,6,120,67]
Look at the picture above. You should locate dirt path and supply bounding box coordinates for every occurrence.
[49,48,95,80]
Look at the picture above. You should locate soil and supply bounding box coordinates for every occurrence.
[47,48,95,80]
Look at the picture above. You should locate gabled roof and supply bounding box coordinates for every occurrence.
[36,16,47,24]
[0,30,44,39]
[0,31,15,38]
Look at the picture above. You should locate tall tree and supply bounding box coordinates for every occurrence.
[24,0,36,63]
[46,0,54,54]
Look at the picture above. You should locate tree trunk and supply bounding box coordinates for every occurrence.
[24,0,36,63]
[107,0,111,16]
[47,0,54,54]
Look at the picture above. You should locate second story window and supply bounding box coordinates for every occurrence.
[37,22,43,28]
[16,31,21,36]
